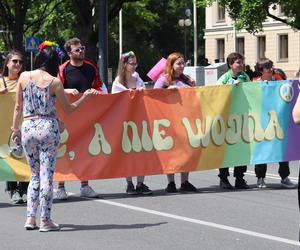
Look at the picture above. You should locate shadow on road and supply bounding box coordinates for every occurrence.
[0,183,297,207]
[59,222,167,232]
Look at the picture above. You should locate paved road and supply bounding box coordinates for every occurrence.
[0,162,299,250]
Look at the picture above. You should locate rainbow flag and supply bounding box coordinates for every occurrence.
[0,80,299,181]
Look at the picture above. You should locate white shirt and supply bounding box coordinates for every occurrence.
[111,72,145,93]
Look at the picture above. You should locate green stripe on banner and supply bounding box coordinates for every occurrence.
[0,159,16,181]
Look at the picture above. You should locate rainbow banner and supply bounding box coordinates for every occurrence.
[0,80,299,181]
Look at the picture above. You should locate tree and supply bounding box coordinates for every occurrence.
[0,0,64,51]
[198,0,300,33]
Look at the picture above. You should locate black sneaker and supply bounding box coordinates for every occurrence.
[126,182,137,195]
[235,178,250,189]
[165,181,177,193]
[136,183,153,195]
[179,181,198,192]
[219,178,233,189]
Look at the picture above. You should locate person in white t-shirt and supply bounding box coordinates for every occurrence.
[111,51,152,195]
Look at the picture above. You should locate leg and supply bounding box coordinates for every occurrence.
[136,176,152,195]
[6,181,22,204]
[255,164,267,178]
[81,180,88,187]
[255,164,267,188]
[234,166,249,189]
[233,165,247,179]
[167,174,175,183]
[55,181,68,200]
[19,182,29,202]
[218,168,229,180]
[125,176,136,195]
[58,181,65,188]
[126,176,133,183]
[279,162,295,188]
[6,182,18,191]
[136,176,145,184]
[179,172,197,192]
[165,174,177,193]
[278,161,290,179]
[218,168,232,189]
[39,144,57,223]
[180,172,189,183]
[22,137,41,222]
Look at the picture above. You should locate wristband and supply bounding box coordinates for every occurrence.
[11,127,20,132]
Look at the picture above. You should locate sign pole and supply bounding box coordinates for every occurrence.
[30,52,33,70]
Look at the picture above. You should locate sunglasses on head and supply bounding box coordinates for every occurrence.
[11,59,23,64]
[71,46,85,53]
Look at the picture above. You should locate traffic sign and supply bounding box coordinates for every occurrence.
[25,37,40,52]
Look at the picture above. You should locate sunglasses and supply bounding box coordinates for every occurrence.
[127,62,138,67]
[71,46,85,53]
[11,59,23,64]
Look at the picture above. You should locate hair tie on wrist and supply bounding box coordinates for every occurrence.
[11,127,20,132]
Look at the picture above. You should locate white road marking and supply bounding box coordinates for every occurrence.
[65,169,299,246]
[93,199,300,247]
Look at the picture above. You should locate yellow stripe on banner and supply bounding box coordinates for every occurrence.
[5,157,30,181]
[196,86,231,170]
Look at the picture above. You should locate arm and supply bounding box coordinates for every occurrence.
[217,73,228,85]
[293,92,300,124]
[64,88,80,95]
[154,76,167,89]
[136,74,146,89]
[111,78,128,93]
[0,78,8,94]
[52,78,98,114]
[11,76,24,139]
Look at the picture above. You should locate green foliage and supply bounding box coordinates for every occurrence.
[26,1,76,43]
[197,0,300,33]
[0,0,207,79]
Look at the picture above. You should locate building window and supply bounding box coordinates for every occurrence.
[217,39,225,62]
[237,37,244,56]
[257,36,266,59]
[279,34,288,61]
[217,3,225,22]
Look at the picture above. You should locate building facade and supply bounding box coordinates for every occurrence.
[204,2,300,77]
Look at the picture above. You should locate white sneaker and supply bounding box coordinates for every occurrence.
[281,177,295,189]
[80,185,99,198]
[257,178,267,188]
[55,187,68,200]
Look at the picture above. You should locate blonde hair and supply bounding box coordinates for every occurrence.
[116,51,136,88]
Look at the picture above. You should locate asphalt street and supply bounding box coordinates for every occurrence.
[0,162,299,250]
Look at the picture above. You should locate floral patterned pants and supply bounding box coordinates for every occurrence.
[22,118,60,222]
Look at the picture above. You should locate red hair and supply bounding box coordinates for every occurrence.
[163,52,191,86]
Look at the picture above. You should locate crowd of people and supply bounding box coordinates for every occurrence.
[0,37,298,232]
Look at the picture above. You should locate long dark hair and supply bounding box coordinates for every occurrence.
[1,50,24,77]
[34,46,59,77]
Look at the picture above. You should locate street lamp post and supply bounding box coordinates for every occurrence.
[178,9,192,61]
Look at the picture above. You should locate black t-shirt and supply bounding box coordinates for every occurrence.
[64,63,96,93]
